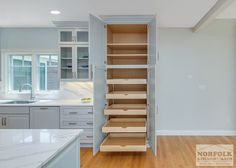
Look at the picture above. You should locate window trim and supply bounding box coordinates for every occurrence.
[1,50,59,93]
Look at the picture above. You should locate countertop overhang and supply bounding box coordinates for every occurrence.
[0,129,83,168]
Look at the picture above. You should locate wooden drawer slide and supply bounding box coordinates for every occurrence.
[107,79,147,84]
[102,118,146,133]
[100,133,146,152]
[106,91,146,99]
[104,104,147,115]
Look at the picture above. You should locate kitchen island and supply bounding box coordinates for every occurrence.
[0,129,83,168]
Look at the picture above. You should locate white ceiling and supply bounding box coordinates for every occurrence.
[217,0,236,19]
[0,0,234,27]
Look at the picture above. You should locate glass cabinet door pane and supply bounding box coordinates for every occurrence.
[77,31,88,43]
[77,47,89,79]
[60,31,73,42]
[61,47,73,79]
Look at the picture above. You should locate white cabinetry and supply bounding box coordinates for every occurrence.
[60,106,93,146]
[0,107,30,129]
[59,28,90,81]
[30,107,60,129]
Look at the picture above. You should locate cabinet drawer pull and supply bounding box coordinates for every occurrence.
[86,122,93,125]
[88,112,93,114]
[86,136,93,138]
[124,94,128,96]
[2,117,6,126]
[69,112,78,115]
[40,107,49,110]
[68,122,77,125]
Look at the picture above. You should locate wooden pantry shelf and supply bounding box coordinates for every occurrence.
[107,79,147,84]
[107,54,147,57]
[102,118,146,133]
[104,104,147,115]
[106,91,147,99]
[106,65,147,69]
[107,43,147,50]
[100,133,146,152]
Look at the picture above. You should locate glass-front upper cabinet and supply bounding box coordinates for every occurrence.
[76,46,89,79]
[59,29,89,45]
[60,45,90,80]
[59,27,90,81]
[60,46,73,79]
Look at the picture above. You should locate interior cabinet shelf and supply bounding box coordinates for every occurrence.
[107,79,147,84]
[100,133,146,152]
[106,65,147,69]
[104,104,147,115]
[107,54,147,57]
[102,118,146,133]
[107,43,147,50]
[106,91,147,99]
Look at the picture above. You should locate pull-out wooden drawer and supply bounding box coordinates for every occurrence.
[107,79,147,84]
[102,118,146,133]
[104,104,147,115]
[100,133,146,152]
[106,91,146,99]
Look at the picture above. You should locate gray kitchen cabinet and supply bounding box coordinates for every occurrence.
[6,115,29,129]
[0,107,30,129]
[30,107,60,129]
[60,106,93,147]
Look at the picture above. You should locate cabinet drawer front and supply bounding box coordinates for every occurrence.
[80,139,93,144]
[104,109,147,115]
[61,120,93,128]
[61,114,93,119]
[61,107,93,116]
[0,107,29,114]
[106,93,146,99]
[81,129,93,140]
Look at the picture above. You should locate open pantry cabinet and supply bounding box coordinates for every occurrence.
[90,15,157,155]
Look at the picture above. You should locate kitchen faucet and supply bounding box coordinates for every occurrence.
[19,83,35,100]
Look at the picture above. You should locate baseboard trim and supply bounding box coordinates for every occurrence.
[156,130,236,136]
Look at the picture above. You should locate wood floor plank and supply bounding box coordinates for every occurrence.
[81,136,236,168]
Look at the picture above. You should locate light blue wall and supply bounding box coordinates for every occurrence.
[0,28,58,50]
[157,20,236,135]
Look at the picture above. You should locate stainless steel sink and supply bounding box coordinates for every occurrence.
[1,100,37,104]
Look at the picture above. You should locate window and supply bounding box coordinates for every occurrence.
[37,55,59,91]
[6,52,59,92]
[9,55,32,91]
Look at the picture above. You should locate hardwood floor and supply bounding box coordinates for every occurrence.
[81,136,236,168]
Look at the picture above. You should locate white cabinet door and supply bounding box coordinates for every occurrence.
[59,29,75,44]
[89,14,106,155]
[30,107,60,129]
[7,115,29,129]
[148,17,157,155]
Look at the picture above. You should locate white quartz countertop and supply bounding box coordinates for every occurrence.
[0,129,83,168]
[0,99,93,106]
